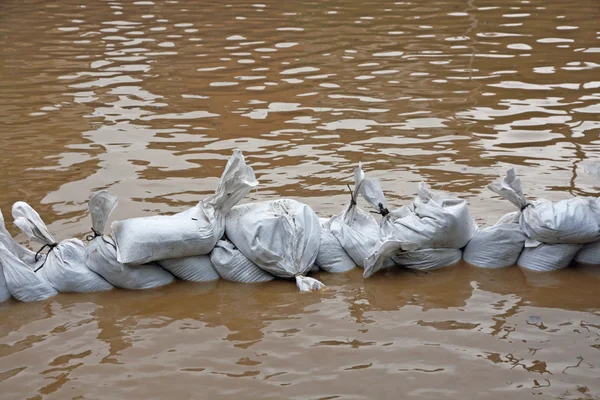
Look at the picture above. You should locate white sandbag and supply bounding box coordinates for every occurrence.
[575,242,600,265]
[328,164,381,268]
[112,149,258,265]
[0,242,57,302]
[489,168,600,244]
[0,208,43,269]
[375,182,477,249]
[210,240,274,283]
[157,255,220,282]
[363,240,420,278]
[0,256,10,302]
[225,199,324,292]
[86,191,175,289]
[517,243,582,272]
[463,212,527,268]
[315,219,356,273]
[392,248,463,271]
[12,202,113,293]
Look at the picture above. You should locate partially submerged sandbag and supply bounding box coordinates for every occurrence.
[225,199,324,292]
[575,242,600,265]
[12,202,113,293]
[157,255,220,282]
[489,168,600,244]
[0,242,57,302]
[463,212,527,268]
[315,218,356,273]
[328,164,380,269]
[517,243,582,272]
[0,208,43,269]
[210,240,274,283]
[112,149,258,265]
[363,179,474,277]
[86,191,175,289]
[392,248,462,271]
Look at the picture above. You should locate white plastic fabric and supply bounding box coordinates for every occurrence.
[0,208,43,269]
[211,240,274,283]
[392,248,463,271]
[489,168,600,244]
[463,212,527,268]
[112,149,258,265]
[86,191,175,289]
[225,199,324,292]
[0,266,10,302]
[0,242,57,302]
[328,165,381,268]
[157,255,220,282]
[12,202,113,293]
[363,240,420,278]
[517,243,582,272]
[575,242,600,265]
[315,218,356,273]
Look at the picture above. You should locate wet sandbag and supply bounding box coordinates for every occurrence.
[392,248,463,271]
[0,242,57,302]
[517,243,582,272]
[328,164,380,269]
[225,199,324,292]
[0,208,43,269]
[157,255,219,282]
[463,212,527,268]
[210,240,274,283]
[575,242,600,265]
[489,168,600,244]
[86,191,175,289]
[12,202,113,293]
[315,218,356,273]
[112,149,258,265]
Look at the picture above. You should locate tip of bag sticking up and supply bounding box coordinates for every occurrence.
[295,275,325,292]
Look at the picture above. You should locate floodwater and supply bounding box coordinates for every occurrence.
[0,0,599,398]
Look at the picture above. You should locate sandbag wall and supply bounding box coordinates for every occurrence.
[0,150,598,303]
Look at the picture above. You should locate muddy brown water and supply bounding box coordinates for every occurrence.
[1,0,599,398]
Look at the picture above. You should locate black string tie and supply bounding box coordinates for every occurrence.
[521,203,533,212]
[34,243,58,272]
[346,184,357,207]
[370,202,390,217]
[86,227,117,250]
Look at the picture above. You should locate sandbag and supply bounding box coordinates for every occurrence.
[210,240,274,283]
[0,242,57,302]
[575,242,600,265]
[157,255,219,282]
[517,243,582,272]
[463,212,527,268]
[86,191,175,289]
[112,149,258,265]
[225,199,324,292]
[0,208,43,269]
[12,202,113,293]
[489,168,600,244]
[328,164,381,269]
[315,218,356,273]
[392,248,463,271]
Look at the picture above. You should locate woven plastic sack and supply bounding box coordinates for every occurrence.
[517,243,582,272]
[392,248,463,271]
[112,150,258,265]
[12,202,113,293]
[157,255,220,282]
[86,191,175,289]
[225,199,324,292]
[315,218,356,273]
[211,240,274,283]
[575,242,600,265]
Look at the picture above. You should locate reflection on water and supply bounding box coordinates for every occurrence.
[0,0,599,398]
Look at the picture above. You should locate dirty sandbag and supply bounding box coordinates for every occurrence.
[315,218,356,273]
[86,191,175,289]
[517,242,583,272]
[0,242,57,302]
[392,248,463,271]
[12,202,113,293]
[463,212,527,269]
[157,254,220,282]
[328,164,381,268]
[112,149,258,265]
[575,242,600,265]
[225,199,324,292]
[489,168,600,244]
[210,240,274,283]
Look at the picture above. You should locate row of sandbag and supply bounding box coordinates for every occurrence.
[0,150,326,303]
[358,167,600,277]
